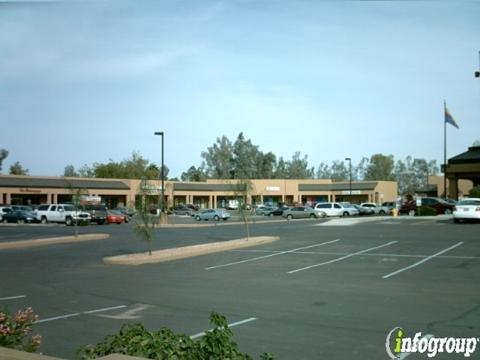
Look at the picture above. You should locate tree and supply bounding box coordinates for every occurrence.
[201,136,234,179]
[78,164,95,178]
[364,154,395,181]
[63,165,79,177]
[274,157,288,179]
[9,161,29,175]
[0,149,8,172]
[316,162,331,179]
[330,160,349,182]
[287,152,314,179]
[181,165,207,182]
[394,157,440,195]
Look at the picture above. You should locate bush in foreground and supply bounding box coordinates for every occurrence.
[0,307,42,352]
[416,206,437,216]
[77,312,274,360]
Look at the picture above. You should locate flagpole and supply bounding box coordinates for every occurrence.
[443,100,447,200]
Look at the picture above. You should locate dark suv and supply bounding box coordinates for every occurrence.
[79,204,108,224]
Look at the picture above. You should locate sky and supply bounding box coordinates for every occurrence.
[1,0,479,179]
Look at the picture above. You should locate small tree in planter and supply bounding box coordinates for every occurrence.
[133,178,158,255]
[235,178,254,240]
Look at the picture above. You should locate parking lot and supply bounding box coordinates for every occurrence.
[1,216,479,359]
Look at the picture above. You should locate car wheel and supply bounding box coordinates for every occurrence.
[65,217,73,226]
[41,217,48,224]
[287,214,293,220]
[269,213,273,217]
[453,218,460,224]
[320,212,327,218]
[408,210,415,217]
[2,218,7,223]
[309,213,316,218]
[214,215,219,221]
[18,219,25,224]
[379,210,385,215]
[343,212,349,217]
[444,209,452,215]
[195,216,201,221]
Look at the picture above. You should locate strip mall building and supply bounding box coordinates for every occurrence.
[0,175,397,209]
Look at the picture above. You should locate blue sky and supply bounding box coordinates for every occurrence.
[1,0,479,178]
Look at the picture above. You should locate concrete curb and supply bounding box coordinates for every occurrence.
[0,233,110,250]
[103,236,280,266]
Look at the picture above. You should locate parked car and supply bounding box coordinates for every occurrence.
[265,207,289,216]
[360,202,389,215]
[282,206,321,220]
[314,202,359,217]
[12,205,34,212]
[382,201,397,213]
[255,206,275,216]
[399,197,455,216]
[453,198,480,223]
[172,205,194,216]
[106,210,125,224]
[2,210,37,224]
[353,204,374,216]
[35,204,91,225]
[195,209,231,221]
[0,206,12,222]
[114,207,136,217]
[78,204,108,224]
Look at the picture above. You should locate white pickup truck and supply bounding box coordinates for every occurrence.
[35,204,91,225]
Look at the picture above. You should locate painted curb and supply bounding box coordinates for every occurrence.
[103,236,280,266]
[0,233,110,250]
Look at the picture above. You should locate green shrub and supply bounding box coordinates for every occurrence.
[469,185,480,198]
[77,312,274,360]
[417,206,437,216]
[0,307,42,352]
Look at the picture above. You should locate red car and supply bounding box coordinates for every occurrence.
[106,210,125,224]
[399,197,455,215]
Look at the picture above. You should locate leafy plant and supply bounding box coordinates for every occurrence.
[77,312,273,360]
[469,185,480,198]
[417,206,437,216]
[0,307,42,352]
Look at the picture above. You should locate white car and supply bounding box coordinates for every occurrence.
[314,202,359,217]
[453,198,480,223]
[360,202,390,215]
[0,206,13,222]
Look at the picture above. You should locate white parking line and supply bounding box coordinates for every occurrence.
[190,317,257,340]
[382,242,464,279]
[0,295,26,301]
[233,249,480,260]
[287,241,398,274]
[35,305,127,324]
[205,239,340,270]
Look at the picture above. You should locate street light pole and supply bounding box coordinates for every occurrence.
[154,131,164,214]
[345,157,352,200]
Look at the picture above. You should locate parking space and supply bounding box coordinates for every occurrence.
[1,217,479,359]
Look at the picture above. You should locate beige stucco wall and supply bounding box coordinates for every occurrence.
[0,175,398,208]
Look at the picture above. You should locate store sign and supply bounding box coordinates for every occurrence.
[19,188,41,193]
[341,190,361,195]
[266,186,280,192]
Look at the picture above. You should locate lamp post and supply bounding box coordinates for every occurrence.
[154,131,164,214]
[345,157,352,200]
